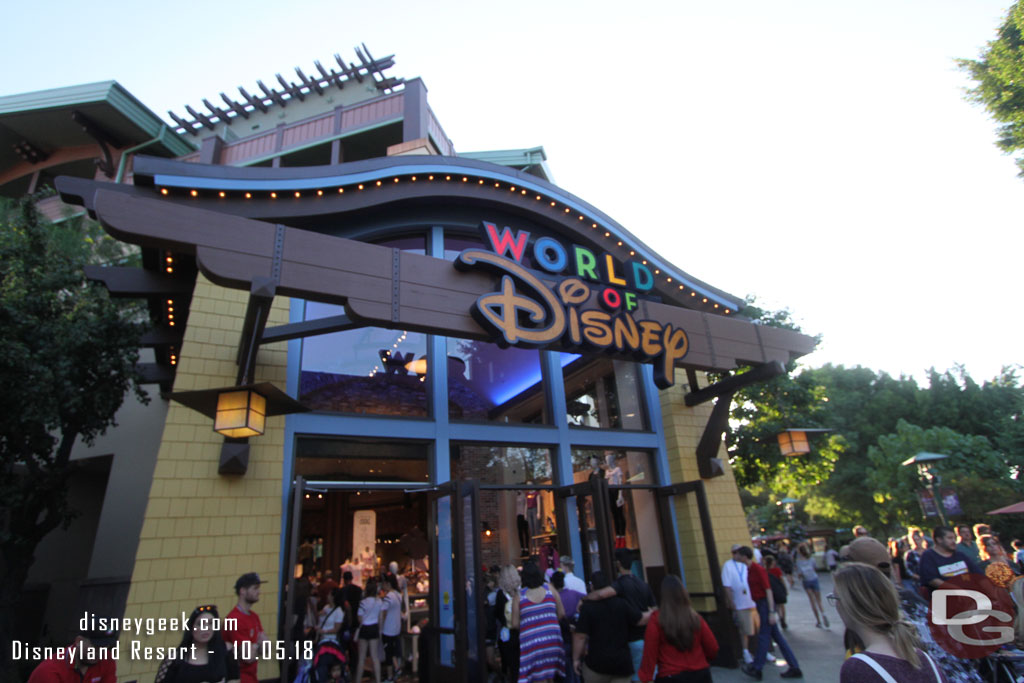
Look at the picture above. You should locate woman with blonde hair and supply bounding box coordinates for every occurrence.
[833,563,946,682]
[495,564,522,681]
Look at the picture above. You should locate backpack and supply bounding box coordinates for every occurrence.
[768,572,788,604]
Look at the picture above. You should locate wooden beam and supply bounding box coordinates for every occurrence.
[238,87,268,113]
[260,314,357,344]
[203,98,228,123]
[168,111,197,135]
[221,92,250,120]
[184,105,216,130]
[83,265,194,297]
[258,81,287,108]
[295,67,322,95]
[315,60,344,90]
[276,74,305,101]
[684,360,785,406]
[70,188,817,379]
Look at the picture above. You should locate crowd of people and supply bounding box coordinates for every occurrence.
[30,522,1024,683]
[488,548,718,683]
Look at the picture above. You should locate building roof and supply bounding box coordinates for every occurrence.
[459,147,552,182]
[167,45,403,140]
[0,81,194,195]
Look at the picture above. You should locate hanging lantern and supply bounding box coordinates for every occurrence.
[215,388,267,437]
[777,428,831,456]
[777,430,811,456]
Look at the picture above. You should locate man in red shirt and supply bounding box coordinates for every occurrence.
[27,626,118,683]
[223,572,269,683]
[737,546,803,680]
[317,570,339,606]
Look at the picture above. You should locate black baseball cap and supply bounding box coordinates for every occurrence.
[78,624,118,648]
[235,572,265,591]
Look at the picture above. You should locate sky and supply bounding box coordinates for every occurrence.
[2,0,1021,383]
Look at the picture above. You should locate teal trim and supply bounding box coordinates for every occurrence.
[0,80,116,114]
[428,226,451,485]
[459,146,547,166]
[0,81,195,157]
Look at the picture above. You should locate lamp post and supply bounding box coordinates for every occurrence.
[901,452,949,526]
[778,497,799,520]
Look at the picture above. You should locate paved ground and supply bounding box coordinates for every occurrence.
[711,571,845,682]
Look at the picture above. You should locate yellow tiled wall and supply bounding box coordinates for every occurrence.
[117,276,290,682]
[660,378,752,612]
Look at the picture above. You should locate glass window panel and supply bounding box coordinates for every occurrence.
[452,445,553,486]
[295,438,430,483]
[298,234,429,417]
[442,233,486,262]
[570,448,653,487]
[300,321,428,416]
[563,356,647,430]
[447,339,546,424]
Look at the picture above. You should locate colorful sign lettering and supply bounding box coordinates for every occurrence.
[455,222,689,388]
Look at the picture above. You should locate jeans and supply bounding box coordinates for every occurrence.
[752,598,799,672]
[628,639,644,682]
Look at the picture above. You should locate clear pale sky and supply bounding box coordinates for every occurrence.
[3,0,1020,382]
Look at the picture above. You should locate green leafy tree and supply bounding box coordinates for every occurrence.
[958,1,1024,175]
[724,299,841,501]
[866,420,1022,530]
[0,197,146,683]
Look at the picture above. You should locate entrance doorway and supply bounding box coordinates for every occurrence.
[279,439,682,683]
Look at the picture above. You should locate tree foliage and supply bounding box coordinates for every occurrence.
[0,197,146,682]
[728,301,1024,538]
[723,299,840,499]
[958,1,1024,175]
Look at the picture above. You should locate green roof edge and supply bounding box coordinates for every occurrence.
[0,81,195,156]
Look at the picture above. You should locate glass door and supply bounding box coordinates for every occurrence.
[428,481,485,682]
[555,474,615,583]
[281,476,306,683]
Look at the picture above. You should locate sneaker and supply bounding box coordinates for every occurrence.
[740,663,763,680]
[780,668,804,678]
[781,618,788,630]
[766,652,776,662]
[823,614,830,628]
[815,621,822,628]
[742,649,753,664]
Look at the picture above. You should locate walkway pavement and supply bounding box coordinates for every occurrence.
[711,571,845,682]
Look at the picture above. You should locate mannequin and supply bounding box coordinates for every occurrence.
[525,489,540,550]
[605,452,627,546]
[516,490,529,553]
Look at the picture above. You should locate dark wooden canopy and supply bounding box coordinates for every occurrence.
[57,175,816,378]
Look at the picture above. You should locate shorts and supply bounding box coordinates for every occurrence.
[802,577,820,592]
[733,608,756,637]
[358,624,380,640]
[382,633,401,660]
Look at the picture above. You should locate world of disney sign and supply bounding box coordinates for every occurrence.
[455,221,690,389]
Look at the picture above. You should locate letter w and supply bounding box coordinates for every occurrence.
[483,222,530,263]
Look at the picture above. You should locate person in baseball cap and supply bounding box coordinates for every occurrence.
[225,573,269,683]
[234,572,265,593]
[840,537,891,574]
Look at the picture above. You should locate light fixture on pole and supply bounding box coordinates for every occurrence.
[777,497,799,519]
[901,452,949,525]
[777,428,831,456]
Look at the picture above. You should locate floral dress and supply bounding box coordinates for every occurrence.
[518,587,564,683]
